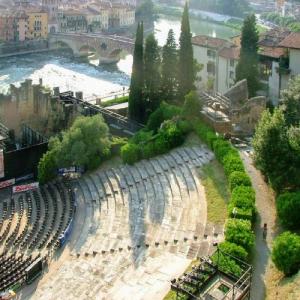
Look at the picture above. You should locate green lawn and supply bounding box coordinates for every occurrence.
[200,160,230,224]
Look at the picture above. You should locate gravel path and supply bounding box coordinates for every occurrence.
[240,151,277,300]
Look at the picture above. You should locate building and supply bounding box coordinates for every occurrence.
[14,11,28,41]
[0,12,15,42]
[192,35,240,94]
[257,29,300,105]
[26,9,48,39]
[58,9,87,33]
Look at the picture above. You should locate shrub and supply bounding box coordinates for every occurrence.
[213,139,233,162]
[230,186,255,209]
[121,143,141,165]
[153,134,170,155]
[272,231,300,276]
[223,153,245,176]
[142,141,156,159]
[229,171,252,191]
[146,102,181,132]
[211,252,242,277]
[218,241,248,261]
[276,191,300,229]
[131,129,154,144]
[193,120,215,144]
[182,90,202,119]
[228,186,256,221]
[225,219,255,252]
[160,120,185,149]
[206,132,218,149]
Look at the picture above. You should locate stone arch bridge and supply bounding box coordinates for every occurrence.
[49,33,134,64]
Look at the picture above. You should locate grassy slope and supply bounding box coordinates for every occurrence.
[164,135,229,299]
[200,160,230,224]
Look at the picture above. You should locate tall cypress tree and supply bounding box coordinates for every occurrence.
[161,29,178,102]
[129,22,145,123]
[236,14,260,98]
[178,2,195,99]
[144,33,161,116]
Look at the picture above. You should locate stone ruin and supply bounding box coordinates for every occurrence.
[201,79,266,136]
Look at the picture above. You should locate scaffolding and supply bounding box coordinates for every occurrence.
[171,247,253,300]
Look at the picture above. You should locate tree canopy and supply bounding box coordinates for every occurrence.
[236,14,260,97]
[129,22,145,123]
[161,29,178,102]
[38,115,111,183]
[253,76,300,192]
[144,33,161,115]
[178,2,195,99]
[272,232,300,276]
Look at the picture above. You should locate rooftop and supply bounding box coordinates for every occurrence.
[259,45,286,59]
[279,32,300,50]
[219,46,240,60]
[192,35,229,50]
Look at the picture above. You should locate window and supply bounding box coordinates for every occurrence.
[207,49,216,58]
[230,59,235,67]
[230,71,234,79]
[207,62,215,75]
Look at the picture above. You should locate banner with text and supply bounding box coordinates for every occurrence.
[0,178,15,190]
[13,182,39,194]
[0,149,4,179]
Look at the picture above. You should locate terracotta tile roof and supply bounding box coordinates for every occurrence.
[259,28,290,47]
[219,46,240,60]
[279,32,300,49]
[259,46,286,58]
[192,35,229,50]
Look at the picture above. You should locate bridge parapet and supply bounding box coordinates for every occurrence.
[49,33,134,64]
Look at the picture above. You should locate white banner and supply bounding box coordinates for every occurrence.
[13,182,39,194]
[0,178,15,189]
[0,149,4,179]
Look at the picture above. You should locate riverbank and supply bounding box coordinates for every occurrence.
[156,4,267,34]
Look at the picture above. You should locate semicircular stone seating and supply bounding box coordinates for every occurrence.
[29,145,225,300]
[0,181,75,294]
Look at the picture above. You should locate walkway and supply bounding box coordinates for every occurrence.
[240,151,277,300]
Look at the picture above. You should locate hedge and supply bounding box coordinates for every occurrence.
[121,119,186,164]
[229,171,252,191]
[121,143,141,165]
[218,241,248,261]
[223,153,245,177]
[225,219,255,252]
[211,251,242,277]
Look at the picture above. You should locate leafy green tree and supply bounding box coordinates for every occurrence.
[182,90,202,119]
[144,33,161,115]
[38,150,57,184]
[38,115,111,183]
[272,232,300,276]
[129,22,145,123]
[178,2,195,99]
[161,29,178,101]
[276,191,300,229]
[280,76,300,126]
[236,14,260,97]
[253,108,300,191]
[288,126,300,154]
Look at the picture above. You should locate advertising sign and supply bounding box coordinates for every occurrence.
[13,182,39,194]
[0,178,15,190]
[0,149,4,179]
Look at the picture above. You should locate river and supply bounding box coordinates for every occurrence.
[0,15,239,99]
